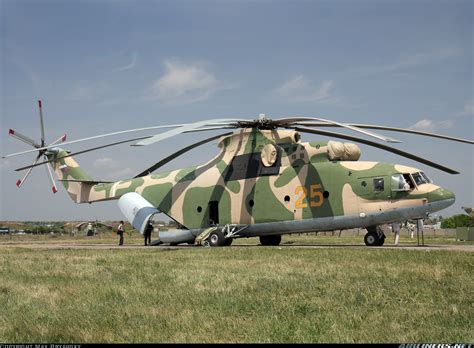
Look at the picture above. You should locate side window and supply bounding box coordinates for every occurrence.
[391,174,411,191]
[373,177,384,192]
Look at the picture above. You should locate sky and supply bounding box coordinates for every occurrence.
[0,0,472,221]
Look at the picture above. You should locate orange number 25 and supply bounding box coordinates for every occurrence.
[295,184,324,209]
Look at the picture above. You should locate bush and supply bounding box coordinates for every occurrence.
[441,214,474,228]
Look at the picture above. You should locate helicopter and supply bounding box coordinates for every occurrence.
[71,221,114,236]
[4,101,473,247]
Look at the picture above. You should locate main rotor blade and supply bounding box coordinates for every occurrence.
[133,119,244,146]
[293,126,460,174]
[44,160,58,194]
[16,153,42,188]
[293,122,474,145]
[3,121,242,159]
[182,126,237,134]
[8,129,40,148]
[15,135,152,172]
[3,124,182,159]
[38,100,46,146]
[134,132,233,178]
[277,117,400,143]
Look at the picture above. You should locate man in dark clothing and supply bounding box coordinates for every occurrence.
[144,222,153,246]
[117,221,125,246]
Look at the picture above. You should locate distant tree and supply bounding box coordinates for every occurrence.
[441,214,474,228]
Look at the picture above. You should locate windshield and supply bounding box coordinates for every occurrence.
[420,172,433,184]
[412,172,432,186]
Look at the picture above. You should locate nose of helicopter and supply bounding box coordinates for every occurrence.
[431,187,455,201]
[427,187,455,211]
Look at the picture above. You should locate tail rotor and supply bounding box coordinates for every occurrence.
[8,100,66,193]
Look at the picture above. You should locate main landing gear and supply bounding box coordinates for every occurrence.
[196,224,247,247]
[259,235,282,246]
[364,226,386,246]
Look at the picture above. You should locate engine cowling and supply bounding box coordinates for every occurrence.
[118,192,158,234]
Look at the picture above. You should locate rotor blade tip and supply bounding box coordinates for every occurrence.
[38,100,42,108]
[16,180,22,187]
[52,187,58,194]
[9,129,14,135]
[62,134,67,142]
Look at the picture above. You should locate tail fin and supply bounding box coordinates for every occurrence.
[48,150,95,203]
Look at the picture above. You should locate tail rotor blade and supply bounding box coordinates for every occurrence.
[16,154,42,188]
[48,134,67,147]
[44,159,58,194]
[38,100,46,146]
[8,129,40,148]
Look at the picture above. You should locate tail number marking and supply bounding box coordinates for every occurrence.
[295,184,324,209]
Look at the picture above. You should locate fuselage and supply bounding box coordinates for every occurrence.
[50,128,455,232]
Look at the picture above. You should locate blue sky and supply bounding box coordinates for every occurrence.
[1,0,472,221]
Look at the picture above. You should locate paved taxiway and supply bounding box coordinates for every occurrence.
[0,243,472,252]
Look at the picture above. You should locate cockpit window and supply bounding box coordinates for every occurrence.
[420,172,433,184]
[412,172,430,186]
[403,174,415,189]
[391,174,411,191]
[373,178,384,192]
[392,172,431,191]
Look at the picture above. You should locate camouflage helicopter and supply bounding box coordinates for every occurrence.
[4,101,473,247]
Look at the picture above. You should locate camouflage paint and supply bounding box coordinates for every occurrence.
[48,128,455,229]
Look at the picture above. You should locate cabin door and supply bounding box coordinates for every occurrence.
[209,201,219,226]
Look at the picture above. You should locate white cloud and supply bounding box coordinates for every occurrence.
[149,60,220,104]
[94,157,119,169]
[459,101,474,117]
[111,167,134,179]
[271,75,336,103]
[354,48,460,76]
[93,158,134,179]
[409,119,453,132]
[114,52,138,72]
[68,81,108,101]
[410,101,473,133]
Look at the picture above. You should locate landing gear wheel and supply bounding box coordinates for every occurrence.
[208,230,226,247]
[259,235,282,246]
[365,226,386,246]
[378,234,386,246]
[224,238,233,246]
[364,232,380,246]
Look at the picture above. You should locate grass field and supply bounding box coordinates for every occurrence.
[0,233,472,343]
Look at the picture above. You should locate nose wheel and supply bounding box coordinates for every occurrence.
[364,226,385,246]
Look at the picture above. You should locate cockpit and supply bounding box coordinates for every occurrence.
[391,172,433,191]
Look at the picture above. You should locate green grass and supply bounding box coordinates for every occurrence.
[0,245,472,343]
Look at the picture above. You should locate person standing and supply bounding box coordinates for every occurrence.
[86,222,94,237]
[117,221,125,246]
[144,222,153,246]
